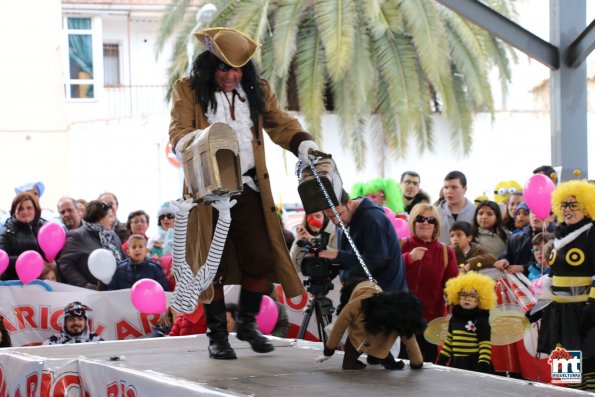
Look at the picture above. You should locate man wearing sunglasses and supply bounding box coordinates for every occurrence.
[319,190,407,294]
[169,28,317,360]
[43,301,103,345]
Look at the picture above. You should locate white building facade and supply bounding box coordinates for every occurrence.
[0,0,593,232]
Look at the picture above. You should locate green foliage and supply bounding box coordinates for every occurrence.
[157,0,515,170]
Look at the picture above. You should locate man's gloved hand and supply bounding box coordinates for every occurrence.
[211,197,237,222]
[172,199,196,215]
[298,140,319,163]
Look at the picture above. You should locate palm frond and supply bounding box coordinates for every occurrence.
[272,0,307,80]
[295,20,326,139]
[373,1,405,37]
[445,25,493,111]
[483,36,514,101]
[314,0,354,81]
[372,31,423,136]
[399,0,450,87]
[439,68,473,154]
[155,0,194,57]
[350,116,368,170]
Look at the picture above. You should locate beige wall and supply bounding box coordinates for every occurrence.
[0,0,67,131]
[0,0,68,211]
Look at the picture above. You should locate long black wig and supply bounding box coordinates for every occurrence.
[190,51,265,117]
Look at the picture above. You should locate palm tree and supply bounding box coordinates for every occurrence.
[156,0,517,172]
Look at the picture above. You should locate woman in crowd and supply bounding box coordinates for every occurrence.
[503,191,524,232]
[124,210,150,252]
[149,202,176,258]
[538,180,595,392]
[58,200,125,289]
[400,203,459,362]
[0,192,48,280]
[472,200,510,257]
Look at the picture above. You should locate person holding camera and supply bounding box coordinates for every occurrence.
[290,211,336,273]
[318,190,407,293]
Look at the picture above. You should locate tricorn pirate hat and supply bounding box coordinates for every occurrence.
[195,27,259,68]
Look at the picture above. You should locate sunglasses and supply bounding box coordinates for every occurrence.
[414,215,437,225]
[559,201,580,211]
[159,214,175,221]
[458,292,479,300]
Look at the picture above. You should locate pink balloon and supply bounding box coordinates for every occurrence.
[523,174,555,220]
[255,295,279,335]
[159,255,173,275]
[38,222,66,261]
[392,217,411,239]
[130,278,167,314]
[15,250,44,284]
[383,206,396,218]
[0,249,8,276]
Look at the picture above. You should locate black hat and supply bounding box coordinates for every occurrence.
[63,301,91,319]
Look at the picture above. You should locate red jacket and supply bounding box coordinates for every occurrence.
[401,237,459,322]
[169,304,207,336]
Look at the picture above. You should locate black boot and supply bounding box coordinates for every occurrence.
[236,289,275,353]
[204,300,237,359]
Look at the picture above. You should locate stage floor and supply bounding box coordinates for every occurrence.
[6,335,591,397]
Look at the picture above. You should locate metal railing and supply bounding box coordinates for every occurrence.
[104,85,170,119]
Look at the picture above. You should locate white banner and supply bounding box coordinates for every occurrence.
[0,353,44,397]
[78,360,233,397]
[0,279,342,347]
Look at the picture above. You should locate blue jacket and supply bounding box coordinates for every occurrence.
[335,198,408,292]
[108,258,170,291]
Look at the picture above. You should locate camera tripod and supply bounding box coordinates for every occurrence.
[297,290,335,345]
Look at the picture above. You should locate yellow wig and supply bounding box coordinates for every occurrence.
[551,179,595,222]
[444,272,496,310]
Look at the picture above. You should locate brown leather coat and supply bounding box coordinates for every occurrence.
[169,77,309,300]
[326,281,423,365]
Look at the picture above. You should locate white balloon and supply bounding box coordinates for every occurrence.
[88,248,117,284]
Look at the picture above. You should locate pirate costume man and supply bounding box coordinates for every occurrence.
[169,28,317,359]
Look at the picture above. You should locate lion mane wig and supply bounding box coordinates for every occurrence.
[444,272,496,310]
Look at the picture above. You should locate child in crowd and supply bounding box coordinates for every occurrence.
[108,234,170,291]
[40,263,60,282]
[318,279,425,371]
[473,200,510,257]
[449,221,496,273]
[437,272,496,373]
[512,202,530,234]
[527,232,554,281]
[169,303,207,336]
